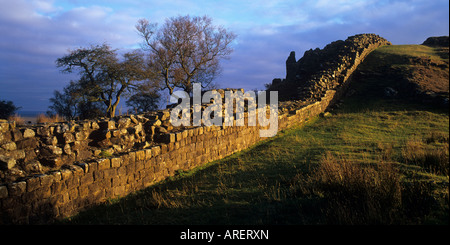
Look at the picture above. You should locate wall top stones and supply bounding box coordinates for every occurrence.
[268,33,391,102]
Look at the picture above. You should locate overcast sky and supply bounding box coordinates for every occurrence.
[0,0,448,112]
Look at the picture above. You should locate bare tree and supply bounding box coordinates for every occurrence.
[56,44,149,118]
[136,15,236,95]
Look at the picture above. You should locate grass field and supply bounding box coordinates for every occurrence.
[61,45,449,225]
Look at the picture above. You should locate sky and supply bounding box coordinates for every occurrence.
[0,0,449,112]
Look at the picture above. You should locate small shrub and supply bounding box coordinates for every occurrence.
[400,180,436,222]
[36,114,65,124]
[7,114,26,125]
[98,150,112,158]
[377,142,393,161]
[309,152,402,224]
[425,130,449,144]
[402,138,449,175]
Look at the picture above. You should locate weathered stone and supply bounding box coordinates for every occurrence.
[75,131,88,141]
[22,128,35,138]
[0,185,8,198]
[129,114,139,124]
[41,157,63,168]
[134,124,143,135]
[98,158,111,170]
[36,127,51,137]
[75,149,93,161]
[6,150,25,160]
[159,110,170,121]
[111,157,121,168]
[23,160,43,173]
[64,144,72,155]
[16,138,39,150]
[24,149,37,162]
[1,142,16,151]
[135,150,146,161]
[155,126,167,134]
[41,145,63,156]
[39,174,54,187]
[76,162,89,173]
[0,121,9,132]
[44,136,58,146]
[7,181,26,196]
[0,156,16,170]
[26,177,41,192]
[99,120,115,130]
[151,146,161,157]
[11,129,23,141]
[117,117,131,129]
[151,119,162,126]
[91,121,100,130]
[62,132,75,144]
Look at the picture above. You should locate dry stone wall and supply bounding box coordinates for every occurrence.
[268,34,391,101]
[0,33,389,224]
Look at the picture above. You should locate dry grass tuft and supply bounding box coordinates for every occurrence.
[309,152,402,224]
[7,114,26,125]
[36,114,65,124]
[402,137,449,176]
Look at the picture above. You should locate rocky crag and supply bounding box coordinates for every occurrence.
[267,34,391,101]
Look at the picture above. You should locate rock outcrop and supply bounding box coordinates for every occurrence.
[422,36,449,47]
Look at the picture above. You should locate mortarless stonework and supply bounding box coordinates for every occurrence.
[0,34,390,224]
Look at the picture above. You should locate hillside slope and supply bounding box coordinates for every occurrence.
[348,42,449,107]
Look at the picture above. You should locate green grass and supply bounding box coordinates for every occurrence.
[376,45,442,60]
[61,45,449,225]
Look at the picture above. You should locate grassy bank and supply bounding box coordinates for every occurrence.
[62,45,449,225]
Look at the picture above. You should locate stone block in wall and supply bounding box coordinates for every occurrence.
[7,181,26,196]
[22,129,35,138]
[111,157,121,168]
[0,156,16,170]
[11,129,23,141]
[41,157,64,168]
[98,120,116,130]
[0,185,8,198]
[16,137,38,150]
[117,117,131,129]
[26,177,40,192]
[135,150,146,161]
[160,133,176,144]
[74,149,92,162]
[1,141,16,151]
[160,144,168,153]
[38,174,54,188]
[36,127,51,137]
[97,158,111,170]
[78,173,93,190]
[41,145,63,156]
[43,136,58,146]
[74,131,89,141]
[151,146,160,157]
[0,121,10,132]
